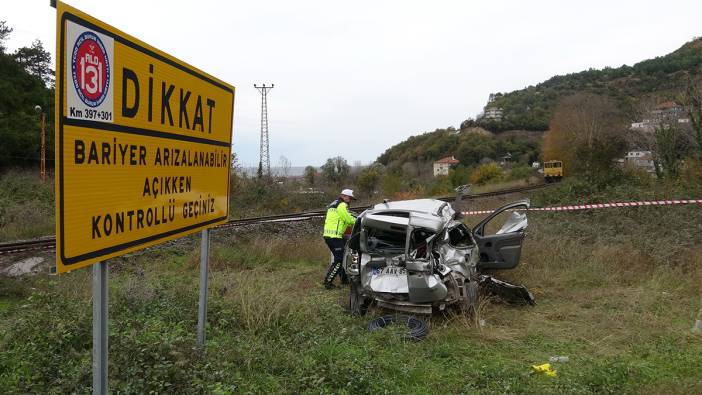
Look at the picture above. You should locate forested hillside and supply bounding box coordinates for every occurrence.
[0,21,54,169]
[477,37,702,131]
[378,37,702,169]
[377,127,540,169]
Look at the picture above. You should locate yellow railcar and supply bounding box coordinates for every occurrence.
[543,160,563,183]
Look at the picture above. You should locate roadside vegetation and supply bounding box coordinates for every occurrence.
[1,178,701,393]
[0,169,54,241]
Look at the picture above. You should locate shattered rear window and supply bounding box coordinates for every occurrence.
[366,228,405,253]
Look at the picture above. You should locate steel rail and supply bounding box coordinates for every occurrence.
[0,183,549,255]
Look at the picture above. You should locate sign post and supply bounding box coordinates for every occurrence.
[54,1,235,391]
[197,229,210,347]
[92,262,108,394]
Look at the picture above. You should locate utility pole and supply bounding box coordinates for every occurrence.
[254,84,274,177]
[35,105,46,182]
[40,112,46,182]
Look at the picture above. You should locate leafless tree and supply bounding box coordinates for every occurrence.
[543,93,627,181]
[679,77,702,157]
[278,155,291,178]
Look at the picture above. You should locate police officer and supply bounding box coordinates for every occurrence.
[323,189,356,289]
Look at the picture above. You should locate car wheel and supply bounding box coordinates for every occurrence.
[464,279,478,316]
[350,281,369,316]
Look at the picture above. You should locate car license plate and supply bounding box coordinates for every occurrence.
[381,266,407,276]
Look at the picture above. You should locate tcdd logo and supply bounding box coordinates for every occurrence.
[71,31,110,107]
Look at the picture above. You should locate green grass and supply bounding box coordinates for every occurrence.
[1,178,702,393]
[0,169,54,242]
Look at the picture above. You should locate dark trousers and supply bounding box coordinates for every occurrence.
[324,237,348,284]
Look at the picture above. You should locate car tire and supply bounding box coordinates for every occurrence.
[350,281,369,316]
[464,279,478,316]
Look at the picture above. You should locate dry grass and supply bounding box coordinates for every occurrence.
[469,207,702,358]
[186,235,331,334]
[469,177,543,195]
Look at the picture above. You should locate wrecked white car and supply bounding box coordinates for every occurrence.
[343,198,533,315]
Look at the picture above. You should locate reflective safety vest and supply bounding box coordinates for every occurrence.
[323,199,356,238]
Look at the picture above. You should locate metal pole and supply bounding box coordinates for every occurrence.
[40,112,46,182]
[197,229,210,347]
[92,261,108,395]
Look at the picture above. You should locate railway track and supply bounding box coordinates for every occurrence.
[0,183,550,255]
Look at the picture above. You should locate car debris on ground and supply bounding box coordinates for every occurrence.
[367,314,430,341]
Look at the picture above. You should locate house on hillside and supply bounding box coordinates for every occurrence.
[624,150,656,175]
[651,101,685,121]
[631,101,689,131]
[433,156,460,177]
[482,107,504,121]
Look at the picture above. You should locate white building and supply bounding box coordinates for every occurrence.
[624,150,655,174]
[433,156,460,177]
[483,107,504,121]
[631,101,689,131]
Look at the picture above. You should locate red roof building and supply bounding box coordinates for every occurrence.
[433,156,460,176]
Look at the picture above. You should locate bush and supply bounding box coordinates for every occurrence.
[427,175,453,196]
[448,165,471,187]
[380,173,403,197]
[507,165,534,181]
[469,163,503,185]
[678,159,702,195]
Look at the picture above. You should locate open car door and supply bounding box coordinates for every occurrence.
[472,199,529,270]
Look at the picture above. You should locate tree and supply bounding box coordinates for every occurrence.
[380,172,402,196]
[278,155,291,178]
[680,77,702,158]
[230,152,240,170]
[0,21,12,54]
[320,156,350,186]
[401,161,419,178]
[543,93,627,181]
[357,164,382,196]
[653,122,685,178]
[13,39,53,87]
[303,165,316,186]
[455,134,497,166]
[0,24,55,169]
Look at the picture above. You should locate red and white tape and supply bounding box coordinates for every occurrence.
[461,199,702,215]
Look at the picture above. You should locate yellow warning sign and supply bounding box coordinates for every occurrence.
[55,2,235,273]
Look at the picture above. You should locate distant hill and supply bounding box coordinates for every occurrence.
[377,37,702,169]
[475,36,702,131]
[376,126,540,169]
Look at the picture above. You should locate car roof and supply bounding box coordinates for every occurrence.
[363,199,456,233]
[371,199,450,216]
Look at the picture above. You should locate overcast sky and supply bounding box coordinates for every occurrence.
[4,0,702,168]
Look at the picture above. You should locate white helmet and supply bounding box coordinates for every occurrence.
[340,188,356,199]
